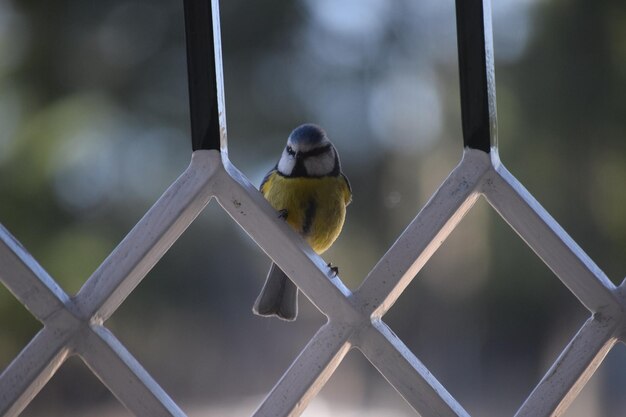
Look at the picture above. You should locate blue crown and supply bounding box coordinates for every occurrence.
[288,124,327,146]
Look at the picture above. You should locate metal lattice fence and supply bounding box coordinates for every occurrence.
[1,1,625,416]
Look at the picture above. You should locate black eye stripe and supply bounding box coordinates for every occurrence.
[286,145,295,156]
[300,144,332,158]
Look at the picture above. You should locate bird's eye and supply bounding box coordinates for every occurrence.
[286,146,295,156]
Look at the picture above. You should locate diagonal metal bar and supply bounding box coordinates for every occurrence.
[483,161,620,314]
[2,1,229,414]
[0,152,224,417]
[358,321,470,417]
[77,326,187,417]
[455,0,497,152]
[0,225,73,322]
[184,0,225,151]
[216,151,480,417]
[0,226,82,416]
[213,157,359,322]
[514,316,619,417]
[252,322,352,417]
[0,152,223,416]
[76,0,229,321]
[353,148,489,319]
[74,151,221,322]
[0,327,71,417]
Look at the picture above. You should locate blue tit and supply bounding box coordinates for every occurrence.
[253,124,352,321]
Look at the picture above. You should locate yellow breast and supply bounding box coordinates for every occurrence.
[261,173,351,254]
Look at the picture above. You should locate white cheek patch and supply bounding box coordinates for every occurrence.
[277,151,295,175]
[304,153,335,177]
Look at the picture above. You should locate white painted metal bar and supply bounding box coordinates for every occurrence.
[213,155,479,416]
[482,158,620,314]
[358,321,470,417]
[75,150,221,322]
[0,225,81,417]
[514,316,619,417]
[252,323,352,417]
[211,0,228,152]
[0,225,73,322]
[213,157,358,322]
[353,148,489,319]
[0,151,224,417]
[0,328,71,417]
[218,139,480,416]
[78,326,186,417]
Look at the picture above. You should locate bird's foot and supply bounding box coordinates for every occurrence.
[327,263,339,276]
[278,209,288,220]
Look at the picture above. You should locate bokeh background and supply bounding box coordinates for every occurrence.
[1,0,625,416]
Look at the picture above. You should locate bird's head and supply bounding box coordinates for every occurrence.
[277,124,339,177]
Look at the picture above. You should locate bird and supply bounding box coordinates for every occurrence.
[253,124,352,321]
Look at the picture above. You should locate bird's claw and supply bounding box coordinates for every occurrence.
[278,209,288,220]
[327,263,339,276]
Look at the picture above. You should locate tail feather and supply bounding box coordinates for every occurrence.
[253,263,298,321]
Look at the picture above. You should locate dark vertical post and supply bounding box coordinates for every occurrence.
[455,0,497,152]
[183,0,223,151]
